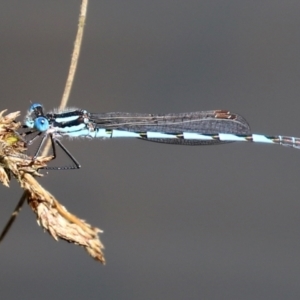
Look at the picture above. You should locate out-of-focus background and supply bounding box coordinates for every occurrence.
[1,1,300,299]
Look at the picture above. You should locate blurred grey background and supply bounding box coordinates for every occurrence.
[1,1,300,299]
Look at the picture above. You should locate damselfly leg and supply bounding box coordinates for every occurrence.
[22,125,80,170]
[48,135,81,170]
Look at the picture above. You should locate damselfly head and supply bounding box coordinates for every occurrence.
[25,103,45,129]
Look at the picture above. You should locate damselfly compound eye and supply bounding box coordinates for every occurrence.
[34,116,49,132]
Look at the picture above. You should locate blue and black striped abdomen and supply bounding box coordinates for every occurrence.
[88,110,251,145]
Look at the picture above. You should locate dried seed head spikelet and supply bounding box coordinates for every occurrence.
[0,110,105,263]
[23,173,105,263]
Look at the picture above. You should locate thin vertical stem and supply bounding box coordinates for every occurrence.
[59,0,89,111]
[0,191,28,242]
